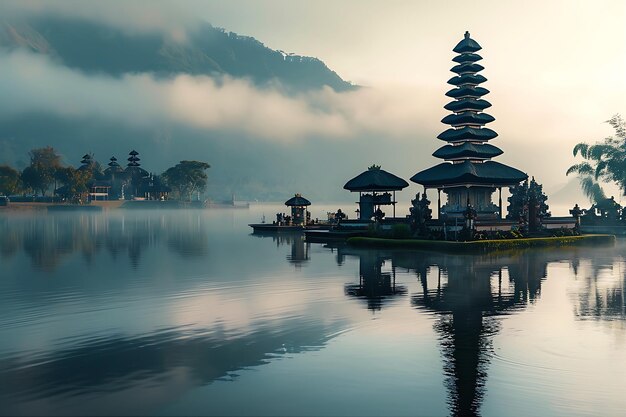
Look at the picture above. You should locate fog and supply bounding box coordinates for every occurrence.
[0,1,624,206]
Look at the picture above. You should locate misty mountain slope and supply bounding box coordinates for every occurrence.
[0,14,414,202]
[0,16,354,92]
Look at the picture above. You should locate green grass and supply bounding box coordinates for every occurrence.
[347,234,615,253]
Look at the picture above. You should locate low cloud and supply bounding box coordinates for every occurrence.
[0,0,194,41]
[0,49,620,200]
[0,50,437,143]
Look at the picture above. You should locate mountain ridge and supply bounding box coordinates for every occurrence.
[0,15,354,92]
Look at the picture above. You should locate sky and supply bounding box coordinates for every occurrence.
[0,0,625,203]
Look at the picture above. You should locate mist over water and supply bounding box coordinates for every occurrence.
[1,207,625,416]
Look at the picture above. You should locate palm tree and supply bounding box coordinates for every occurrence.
[567,114,625,203]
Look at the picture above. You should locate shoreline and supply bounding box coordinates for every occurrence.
[0,200,249,212]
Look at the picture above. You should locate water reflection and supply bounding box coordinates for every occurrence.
[570,253,626,321]
[0,212,209,270]
[408,252,547,417]
[337,247,585,416]
[0,320,342,414]
[2,210,626,416]
[338,246,408,311]
[251,231,310,266]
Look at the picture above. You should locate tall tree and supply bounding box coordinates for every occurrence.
[567,114,626,202]
[0,165,22,196]
[24,146,63,196]
[162,160,210,201]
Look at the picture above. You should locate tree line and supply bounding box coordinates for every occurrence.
[0,146,210,203]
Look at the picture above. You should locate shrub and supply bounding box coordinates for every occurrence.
[391,223,411,239]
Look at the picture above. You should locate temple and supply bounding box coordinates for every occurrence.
[344,165,409,220]
[411,32,527,219]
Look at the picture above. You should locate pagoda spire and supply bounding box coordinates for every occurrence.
[438,32,498,160]
[411,32,527,219]
[127,150,141,167]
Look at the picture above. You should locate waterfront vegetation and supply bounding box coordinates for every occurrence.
[567,114,625,203]
[0,146,210,202]
[347,234,615,253]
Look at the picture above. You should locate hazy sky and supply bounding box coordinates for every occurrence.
[1,0,625,201]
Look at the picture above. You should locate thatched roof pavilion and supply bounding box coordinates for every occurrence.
[344,165,408,219]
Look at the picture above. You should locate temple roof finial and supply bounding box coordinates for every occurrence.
[464,31,470,39]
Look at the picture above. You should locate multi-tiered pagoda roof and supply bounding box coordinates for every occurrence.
[411,32,527,189]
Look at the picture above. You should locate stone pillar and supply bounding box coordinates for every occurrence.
[437,188,442,218]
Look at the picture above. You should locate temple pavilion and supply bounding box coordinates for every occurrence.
[284,193,311,226]
[344,165,409,220]
[411,32,527,219]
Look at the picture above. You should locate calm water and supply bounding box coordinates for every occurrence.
[1,205,625,416]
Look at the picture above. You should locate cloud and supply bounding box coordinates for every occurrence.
[0,50,437,143]
[0,0,195,41]
[0,49,621,199]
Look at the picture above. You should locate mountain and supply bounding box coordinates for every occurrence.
[548,177,586,208]
[0,15,354,92]
[0,15,370,201]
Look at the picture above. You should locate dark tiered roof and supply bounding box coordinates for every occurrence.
[446,86,489,99]
[344,167,409,192]
[447,74,487,86]
[441,112,495,126]
[452,31,482,53]
[411,161,527,188]
[451,63,484,74]
[444,99,491,112]
[438,127,498,142]
[432,143,503,160]
[412,32,527,189]
[104,156,124,175]
[452,53,482,63]
[285,194,311,206]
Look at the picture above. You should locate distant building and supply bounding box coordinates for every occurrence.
[88,181,111,201]
[411,32,527,219]
[103,156,125,199]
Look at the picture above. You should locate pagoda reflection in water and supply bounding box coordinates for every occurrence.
[407,251,547,416]
[336,247,558,416]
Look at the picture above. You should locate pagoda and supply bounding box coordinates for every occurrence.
[126,150,141,169]
[411,32,527,219]
[105,156,122,172]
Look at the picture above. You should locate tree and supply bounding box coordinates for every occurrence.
[162,160,210,201]
[567,114,626,203]
[55,167,92,204]
[21,166,48,196]
[24,146,63,196]
[0,165,22,195]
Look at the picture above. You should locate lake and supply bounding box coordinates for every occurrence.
[1,205,625,416]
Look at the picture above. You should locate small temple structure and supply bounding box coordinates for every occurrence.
[344,165,409,220]
[284,193,311,226]
[411,32,527,219]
